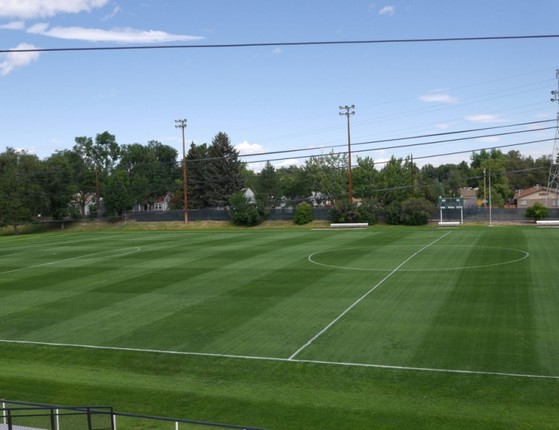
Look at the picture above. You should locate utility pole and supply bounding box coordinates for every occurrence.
[339,105,355,202]
[175,119,188,224]
[547,69,559,206]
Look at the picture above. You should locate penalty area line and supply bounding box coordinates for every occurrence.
[1,339,558,381]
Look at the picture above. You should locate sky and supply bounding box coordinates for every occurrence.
[2,0,559,171]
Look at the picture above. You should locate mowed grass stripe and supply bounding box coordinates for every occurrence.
[1,230,380,354]
[105,231,388,354]
[293,230,457,362]
[2,227,559,429]
[409,229,544,375]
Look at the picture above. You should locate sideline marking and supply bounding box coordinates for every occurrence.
[1,338,557,380]
[0,247,142,276]
[289,231,453,360]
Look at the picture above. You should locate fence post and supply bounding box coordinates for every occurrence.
[50,408,56,430]
[2,401,6,425]
[56,408,60,430]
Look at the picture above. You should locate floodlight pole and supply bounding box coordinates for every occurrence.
[339,105,355,203]
[175,119,188,224]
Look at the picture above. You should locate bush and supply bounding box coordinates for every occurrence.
[294,202,313,225]
[357,198,380,225]
[525,202,550,222]
[330,201,360,223]
[229,192,268,226]
[329,199,380,225]
[384,201,401,225]
[400,197,434,225]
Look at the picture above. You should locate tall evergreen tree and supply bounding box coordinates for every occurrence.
[206,132,245,207]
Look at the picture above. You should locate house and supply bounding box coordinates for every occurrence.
[242,188,257,204]
[514,185,559,208]
[132,193,172,212]
[458,187,479,208]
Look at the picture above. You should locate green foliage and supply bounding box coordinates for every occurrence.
[255,161,282,207]
[294,202,313,225]
[399,197,435,225]
[525,202,550,222]
[378,156,413,205]
[304,152,348,204]
[229,191,267,226]
[187,133,245,208]
[384,200,401,225]
[330,198,379,224]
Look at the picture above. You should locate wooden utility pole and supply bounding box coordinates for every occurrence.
[175,119,188,224]
[339,105,355,202]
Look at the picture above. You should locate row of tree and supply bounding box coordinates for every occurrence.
[0,129,552,227]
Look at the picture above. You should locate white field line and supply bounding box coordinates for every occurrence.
[1,338,558,380]
[0,247,142,276]
[288,231,453,360]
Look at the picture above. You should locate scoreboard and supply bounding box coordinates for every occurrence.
[438,197,464,209]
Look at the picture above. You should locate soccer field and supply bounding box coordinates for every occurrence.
[1,226,558,429]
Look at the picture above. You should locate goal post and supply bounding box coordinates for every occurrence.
[438,196,464,225]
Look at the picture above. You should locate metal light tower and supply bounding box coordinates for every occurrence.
[339,105,355,202]
[547,69,559,206]
[175,119,188,224]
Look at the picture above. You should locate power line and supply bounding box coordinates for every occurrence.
[3,34,559,54]
[237,119,555,159]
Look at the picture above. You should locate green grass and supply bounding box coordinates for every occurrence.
[1,226,558,429]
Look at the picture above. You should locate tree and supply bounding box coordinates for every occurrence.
[74,132,120,218]
[525,202,549,222]
[256,161,282,207]
[207,132,245,207]
[277,165,309,205]
[304,152,347,205]
[378,156,413,205]
[0,148,44,233]
[352,156,378,199]
[104,169,135,216]
[118,141,178,209]
[42,151,80,219]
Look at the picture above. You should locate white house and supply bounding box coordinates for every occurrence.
[514,185,559,208]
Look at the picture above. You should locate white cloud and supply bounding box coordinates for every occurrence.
[379,5,396,16]
[102,5,120,21]
[419,92,458,104]
[0,0,109,19]
[235,140,265,155]
[0,21,26,30]
[272,47,283,55]
[465,114,507,124]
[0,43,41,76]
[27,24,204,43]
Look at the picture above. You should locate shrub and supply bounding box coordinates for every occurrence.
[525,202,550,222]
[294,202,313,225]
[229,192,267,226]
[400,197,434,225]
[384,201,401,225]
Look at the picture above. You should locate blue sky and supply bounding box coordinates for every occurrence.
[2,0,559,170]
